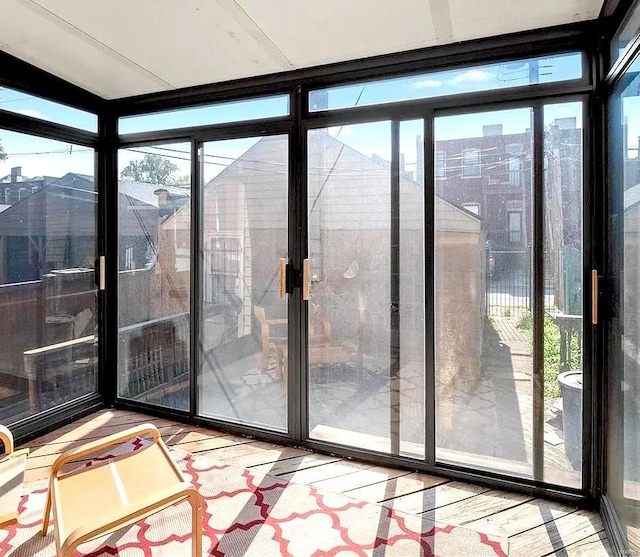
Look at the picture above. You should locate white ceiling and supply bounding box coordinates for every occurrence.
[0,0,603,100]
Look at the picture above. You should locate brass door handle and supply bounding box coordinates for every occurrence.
[99,255,105,291]
[592,269,598,325]
[303,259,310,301]
[279,258,286,299]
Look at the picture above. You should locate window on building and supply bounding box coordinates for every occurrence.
[462,149,481,177]
[124,246,135,270]
[32,187,38,194]
[4,189,10,203]
[18,188,28,201]
[435,151,447,178]
[506,143,524,187]
[204,235,242,305]
[462,202,481,216]
[508,211,522,243]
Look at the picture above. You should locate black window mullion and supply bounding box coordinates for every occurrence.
[424,112,436,466]
[190,138,201,419]
[532,103,545,482]
[291,85,306,442]
[390,121,401,455]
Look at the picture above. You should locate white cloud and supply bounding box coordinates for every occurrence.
[14,108,46,120]
[411,79,444,89]
[452,70,493,84]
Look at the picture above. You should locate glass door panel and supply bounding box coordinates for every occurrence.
[608,67,640,551]
[434,108,534,477]
[307,122,426,458]
[543,102,584,488]
[117,144,191,411]
[0,131,98,423]
[197,135,288,432]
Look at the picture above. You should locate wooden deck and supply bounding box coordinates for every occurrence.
[19,409,613,556]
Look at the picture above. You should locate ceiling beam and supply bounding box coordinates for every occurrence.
[429,0,454,43]
[0,49,105,113]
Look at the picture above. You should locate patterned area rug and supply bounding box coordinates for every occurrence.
[1,441,508,556]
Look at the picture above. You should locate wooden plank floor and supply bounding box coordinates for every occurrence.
[19,409,613,556]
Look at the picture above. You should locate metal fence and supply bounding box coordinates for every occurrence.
[486,249,531,318]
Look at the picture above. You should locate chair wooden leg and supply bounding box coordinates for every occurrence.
[260,332,269,371]
[191,492,203,557]
[41,487,51,536]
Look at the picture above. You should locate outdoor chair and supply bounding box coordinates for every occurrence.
[254,305,287,380]
[0,424,30,528]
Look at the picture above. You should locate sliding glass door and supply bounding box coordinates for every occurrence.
[197,135,289,432]
[304,103,584,488]
[117,144,192,411]
[112,101,586,492]
[0,131,98,424]
[434,108,535,477]
[433,103,584,487]
[306,121,426,458]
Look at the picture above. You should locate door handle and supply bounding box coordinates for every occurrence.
[279,258,286,299]
[303,259,310,301]
[99,255,105,291]
[592,269,598,325]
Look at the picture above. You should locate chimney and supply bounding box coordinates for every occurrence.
[555,117,577,130]
[154,189,168,208]
[10,167,21,183]
[482,124,502,137]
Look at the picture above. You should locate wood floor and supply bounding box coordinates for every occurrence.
[19,409,613,556]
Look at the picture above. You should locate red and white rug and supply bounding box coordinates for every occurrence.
[1,441,508,556]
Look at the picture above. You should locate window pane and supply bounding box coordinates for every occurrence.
[543,102,583,488]
[117,144,191,411]
[119,95,290,135]
[198,136,288,431]
[307,121,425,458]
[309,53,582,112]
[435,108,534,477]
[0,86,97,132]
[608,65,640,552]
[463,149,481,176]
[612,2,640,67]
[0,130,97,424]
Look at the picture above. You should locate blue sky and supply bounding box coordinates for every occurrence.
[313,53,582,112]
[0,52,590,182]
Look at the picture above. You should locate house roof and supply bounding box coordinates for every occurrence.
[625,182,640,212]
[163,133,481,233]
[0,0,604,99]
[0,173,189,237]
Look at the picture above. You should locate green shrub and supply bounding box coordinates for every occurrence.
[516,309,581,399]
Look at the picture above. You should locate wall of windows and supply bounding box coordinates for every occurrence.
[0,25,599,510]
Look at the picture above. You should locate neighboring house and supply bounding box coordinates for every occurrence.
[0,166,56,204]
[0,172,189,408]
[434,118,583,313]
[0,173,189,283]
[156,133,486,392]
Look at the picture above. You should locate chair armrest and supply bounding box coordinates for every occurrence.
[0,425,14,457]
[60,481,201,555]
[50,423,161,478]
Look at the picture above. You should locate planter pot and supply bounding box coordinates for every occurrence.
[558,370,583,470]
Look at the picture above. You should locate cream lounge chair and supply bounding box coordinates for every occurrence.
[41,423,203,557]
[0,424,30,528]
